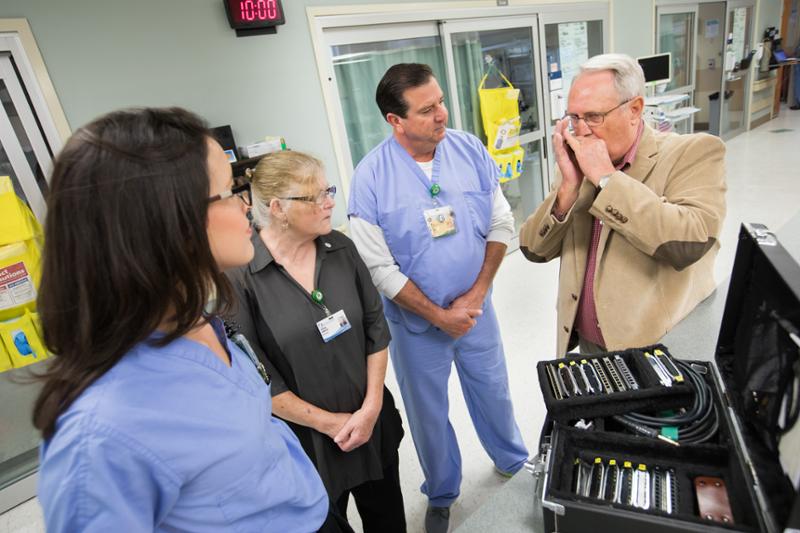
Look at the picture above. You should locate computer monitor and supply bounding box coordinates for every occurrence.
[637,53,672,85]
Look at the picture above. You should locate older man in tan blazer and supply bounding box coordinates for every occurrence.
[520,53,726,356]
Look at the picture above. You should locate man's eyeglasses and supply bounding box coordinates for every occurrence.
[563,99,632,128]
[208,182,252,206]
[282,185,337,206]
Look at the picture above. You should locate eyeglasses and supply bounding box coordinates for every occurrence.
[563,99,632,128]
[208,182,252,206]
[282,185,337,206]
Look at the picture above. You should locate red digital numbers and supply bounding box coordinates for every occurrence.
[239,0,278,21]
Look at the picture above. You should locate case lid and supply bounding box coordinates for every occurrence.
[714,223,800,531]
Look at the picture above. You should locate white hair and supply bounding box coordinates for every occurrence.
[250,194,272,228]
[578,53,645,101]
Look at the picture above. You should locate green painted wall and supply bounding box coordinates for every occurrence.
[612,0,654,58]
[756,0,783,40]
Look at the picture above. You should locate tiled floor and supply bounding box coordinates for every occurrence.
[2,107,799,533]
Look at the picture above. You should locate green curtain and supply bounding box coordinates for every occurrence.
[451,37,486,142]
[333,38,450,167]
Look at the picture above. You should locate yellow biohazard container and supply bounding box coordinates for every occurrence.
[0,240,41,321]
[0,175,39,245]
[0,312,48,369]
[0,334,12,373]
[492,146,525,183]
[0,176,43,321]
[27,308,44,340]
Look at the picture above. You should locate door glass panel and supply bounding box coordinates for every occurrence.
[658,12,695,91]
[447,24,545,233]
[502,139,544,234]
[721,6,752,137]
[331,36,450,167]
[0,80,48,198]
[541,19,604,190]
[0,377,41,492]
[695,1,726,134]
[544,20,604,115]
[730,7,749,62]
[450,27,540,141]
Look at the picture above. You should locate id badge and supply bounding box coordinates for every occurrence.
[424,205,457,238]
[316,309,351,343]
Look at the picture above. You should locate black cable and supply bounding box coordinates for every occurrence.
[621,360,719,444]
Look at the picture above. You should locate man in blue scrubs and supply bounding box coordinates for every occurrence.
[348,63,528,533]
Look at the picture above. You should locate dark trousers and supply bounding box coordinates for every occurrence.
[318,499,355,533]
[335,460,407,533]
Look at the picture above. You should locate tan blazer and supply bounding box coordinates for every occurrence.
[520,124,726,356]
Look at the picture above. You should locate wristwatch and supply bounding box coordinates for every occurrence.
[598,173,612,189]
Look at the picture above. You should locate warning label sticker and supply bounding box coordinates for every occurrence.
[0,262,36,311]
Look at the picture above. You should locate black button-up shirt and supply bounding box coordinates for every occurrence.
[226,230,401,498]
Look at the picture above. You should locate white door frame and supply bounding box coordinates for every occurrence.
[307,2,608,199]
[0,20,69,150]
[0,70,46,220]
[720,0,756,140]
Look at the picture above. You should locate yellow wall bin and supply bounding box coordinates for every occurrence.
[0,334,12,372]
[0,313,48,369]
[478,74,523,181]
[0,240,41,321]
[492,146,525,183]
[0,176,43,322]
[27,309,43,340]
[0,176,40,245]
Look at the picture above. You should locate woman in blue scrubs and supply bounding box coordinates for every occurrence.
[32,107,350,532]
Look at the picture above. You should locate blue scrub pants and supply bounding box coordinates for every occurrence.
[387,301,528,507]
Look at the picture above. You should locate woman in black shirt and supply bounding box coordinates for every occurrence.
[227,151,406,532]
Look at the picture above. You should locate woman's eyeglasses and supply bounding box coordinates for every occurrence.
[208,182,252,206]
[282,185,337,206]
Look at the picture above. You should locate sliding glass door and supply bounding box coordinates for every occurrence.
[441,16,547,236]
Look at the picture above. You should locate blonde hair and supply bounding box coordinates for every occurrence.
[246,150,324,226]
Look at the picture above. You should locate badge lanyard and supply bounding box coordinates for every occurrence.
[235,334,271,386]
[429,182,442,206]
[223,319,271,386]
[311,289,330,316]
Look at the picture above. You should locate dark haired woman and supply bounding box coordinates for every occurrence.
[33,107,348,532]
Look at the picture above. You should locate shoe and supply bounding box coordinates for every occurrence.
[425,505,450,533]
[790,105,800,110]
[494,465,515,478]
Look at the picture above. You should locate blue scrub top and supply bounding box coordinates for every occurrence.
[348,129,499,333]
[38,317,328,533]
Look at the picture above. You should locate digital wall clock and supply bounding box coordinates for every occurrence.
[224,0,285,36]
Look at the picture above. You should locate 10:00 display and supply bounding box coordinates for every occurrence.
[239,0,278,21]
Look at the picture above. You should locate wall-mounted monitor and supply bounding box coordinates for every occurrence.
[637,53,672,85]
